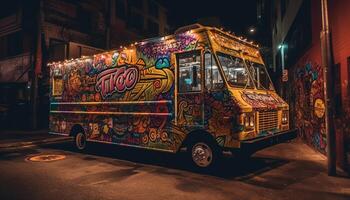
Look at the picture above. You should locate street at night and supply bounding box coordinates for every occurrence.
[1,139,349,200]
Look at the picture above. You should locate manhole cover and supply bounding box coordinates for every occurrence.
[26,154,66,162]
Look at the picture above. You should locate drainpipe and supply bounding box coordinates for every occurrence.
[320,0,336,176]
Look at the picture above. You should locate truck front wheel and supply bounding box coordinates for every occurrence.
[187,138,220,171]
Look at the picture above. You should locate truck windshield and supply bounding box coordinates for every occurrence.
[216,52,253,87]
[245,60,274,90]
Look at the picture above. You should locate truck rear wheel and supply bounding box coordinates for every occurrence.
[74,132,87,151]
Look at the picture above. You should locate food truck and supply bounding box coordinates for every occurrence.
[49,24,296,169]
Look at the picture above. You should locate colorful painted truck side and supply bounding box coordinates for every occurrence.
[49,24,296,169]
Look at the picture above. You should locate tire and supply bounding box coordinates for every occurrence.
[187,137,220,171]
[74,132,87,151]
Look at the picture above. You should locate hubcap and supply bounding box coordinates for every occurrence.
[192,142,213,167]
[76,133,86,150]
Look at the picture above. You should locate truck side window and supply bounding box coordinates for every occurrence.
[205,52,224,90]
[52,76,63,96]
[178,52,202,93]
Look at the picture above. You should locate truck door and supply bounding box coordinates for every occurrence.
[176,50,204,127]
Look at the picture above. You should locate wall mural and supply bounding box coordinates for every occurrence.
[294,62,326,153]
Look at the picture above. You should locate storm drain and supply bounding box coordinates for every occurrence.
[26,154,66,162]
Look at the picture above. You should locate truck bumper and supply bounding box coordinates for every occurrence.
[236,129,297,154]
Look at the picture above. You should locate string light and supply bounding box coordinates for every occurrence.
[47,26,262,68]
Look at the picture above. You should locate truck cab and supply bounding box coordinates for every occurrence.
[174,25,296,168]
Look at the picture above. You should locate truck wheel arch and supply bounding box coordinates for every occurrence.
[181,129,219,150]
[70,124,85,137]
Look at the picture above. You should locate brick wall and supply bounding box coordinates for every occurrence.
[290,0,350,170]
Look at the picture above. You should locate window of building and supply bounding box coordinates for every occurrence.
[49,39,67,62]
[129,10,144,31]
[0,31,23,59]
[178,51,202,93]
[148,1,158,18]
[116,0,126,19]
[77,8,92,32]
[147,19,159,36]
[0,36,6,58]
[7,31,23,57]
[282,0,311,68]
[205,52,224,90]
[129,0,143,10]
[280,0,287,19]
[0,0,19,19]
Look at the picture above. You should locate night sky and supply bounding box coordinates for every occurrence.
[163,0,258,36]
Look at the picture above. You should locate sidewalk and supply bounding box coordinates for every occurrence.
[0,129,71,150]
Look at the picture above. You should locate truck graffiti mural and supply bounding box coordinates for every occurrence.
[95,65,139,99]
[241,91,285,110]
[49,31,200,151]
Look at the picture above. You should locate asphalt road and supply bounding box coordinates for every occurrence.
[0,140,349,200]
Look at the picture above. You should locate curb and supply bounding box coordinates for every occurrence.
[0,137,72,151]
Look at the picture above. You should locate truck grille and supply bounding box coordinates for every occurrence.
[258,111,278,132]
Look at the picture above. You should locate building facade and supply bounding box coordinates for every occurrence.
[271,0,350,172]
[0,0,168,129]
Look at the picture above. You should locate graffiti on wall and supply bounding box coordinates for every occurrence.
[294,62,326,153]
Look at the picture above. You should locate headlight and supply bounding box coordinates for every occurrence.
[245,118,250,127]
[249,116,254,127]
[282,110,288,124]
[243,113,255,129]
